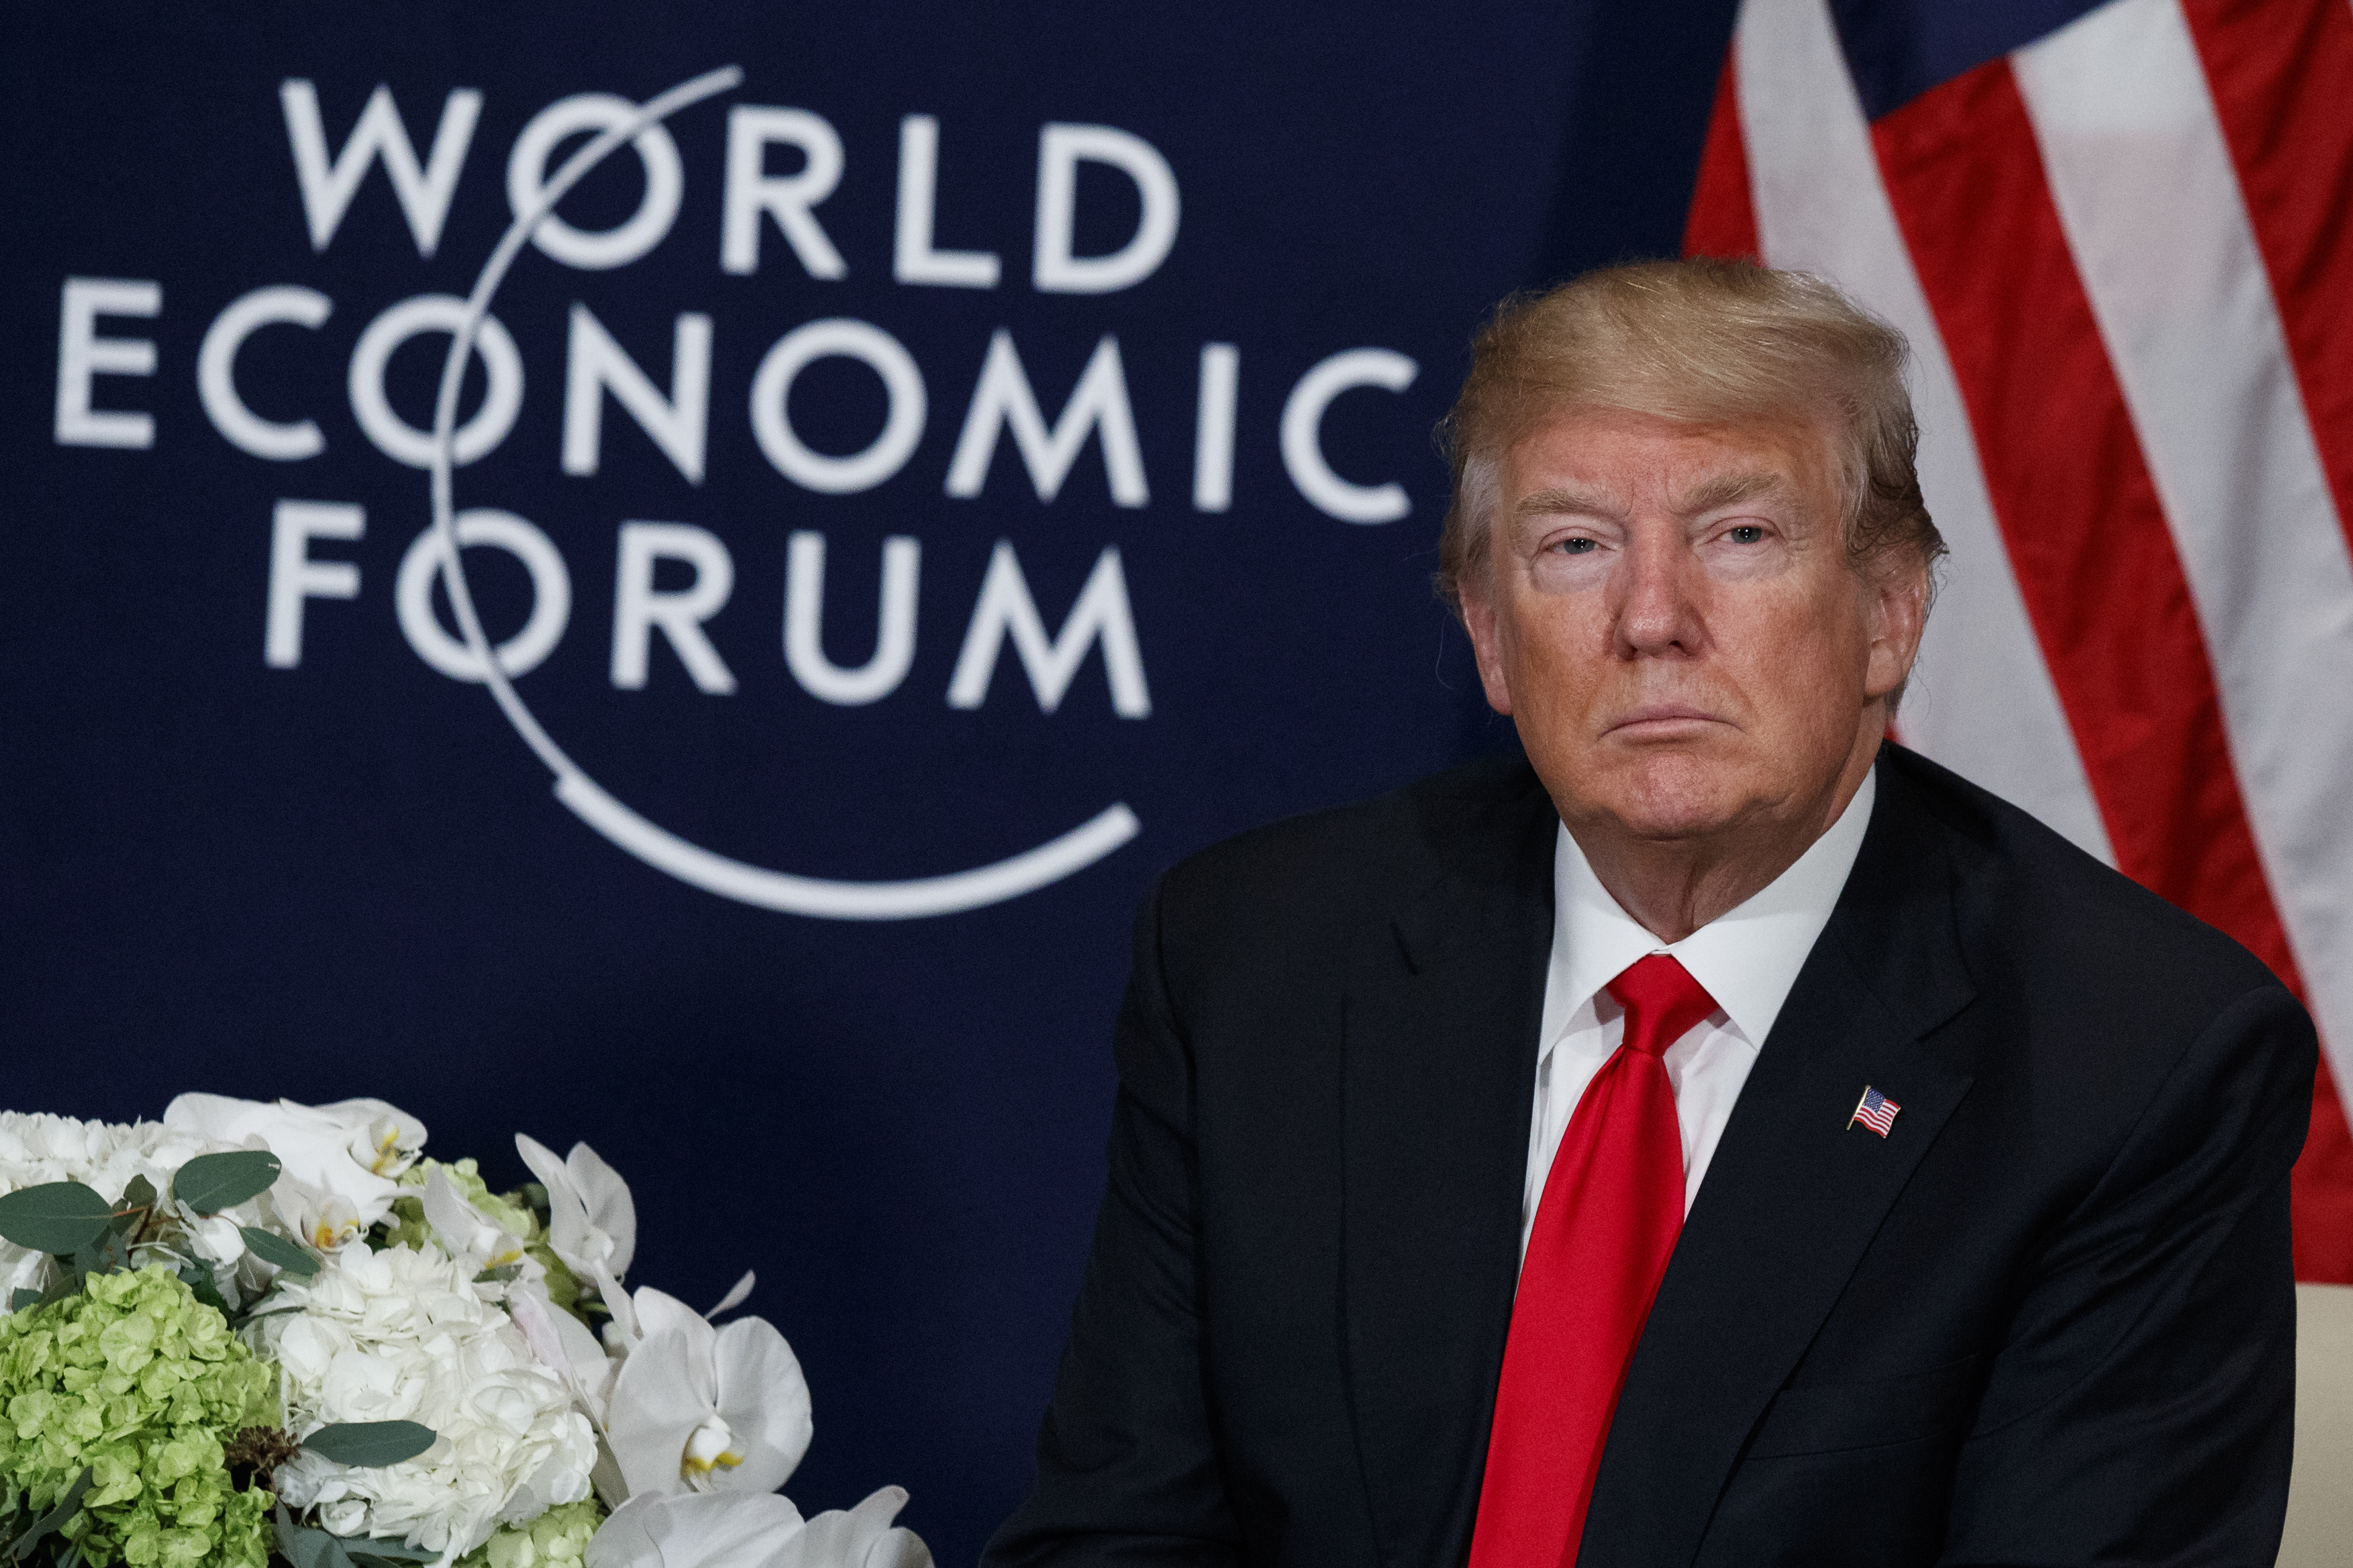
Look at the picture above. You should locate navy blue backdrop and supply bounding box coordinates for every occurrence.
[2,5,1735,1561]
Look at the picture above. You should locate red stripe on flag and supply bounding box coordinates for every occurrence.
[2146,0,2353,1282]
[1868,60,2350,1273]
[2181,0,2353,565]
[1871,60,2292,973]
[1683,50,1760,263]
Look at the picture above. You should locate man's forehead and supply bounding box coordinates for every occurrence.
[1500,407,1833,518]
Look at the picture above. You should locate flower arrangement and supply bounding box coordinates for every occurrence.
[0,1100,928,1568]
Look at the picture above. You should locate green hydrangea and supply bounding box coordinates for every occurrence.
[0,1265,274,1568]
[456,1498,603,1568]
[385,1161,589,1318]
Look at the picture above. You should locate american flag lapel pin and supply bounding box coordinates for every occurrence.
[1848,1085,1901,1137]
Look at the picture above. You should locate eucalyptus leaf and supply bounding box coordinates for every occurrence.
[7,1291,36,1314]
[0,1184,111,1256]
[170,1151,282,1215]
[273,1508,355,1568]
[270,1505,304,1563]
[109,1176,156,1239]
[344,1540,438,1565]
[302,1422,437,1467]
[71,1228,132,1279]
[240,1228,319,1277]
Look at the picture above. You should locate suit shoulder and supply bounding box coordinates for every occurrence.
[1883,745,2283,1008]
[1151,756,1547,945]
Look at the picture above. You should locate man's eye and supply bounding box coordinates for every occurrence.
[1554,537,1599,556]
[1726,525,1767,545]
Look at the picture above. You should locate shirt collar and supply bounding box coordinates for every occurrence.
[1542,768,1877,1054]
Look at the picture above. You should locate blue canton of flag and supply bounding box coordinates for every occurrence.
[1850,1086,1901,1138]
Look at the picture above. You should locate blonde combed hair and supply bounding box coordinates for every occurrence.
[1434,258,1945,616]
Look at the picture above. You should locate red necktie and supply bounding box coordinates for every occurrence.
[1468,953,1719,1568]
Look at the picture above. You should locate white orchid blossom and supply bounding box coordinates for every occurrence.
[585,1492,804,1568]
[604,1288,813,1501]
[421,1163,536,1278]
[707,1271,757,1319]
[601,1280,643,1359]
[599,1271,756,1364]
[270,1178,372,1253]
[164,1093,427,1235]
[770,1488,931,1568]
[516,1135,635,1278]
[321,1096,428,1174]
[583,1489,930,1568]
[511,1271,754,1512]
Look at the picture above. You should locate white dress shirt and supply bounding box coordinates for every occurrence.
[1520,772,1877,1261]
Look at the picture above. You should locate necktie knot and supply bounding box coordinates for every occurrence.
[1605,953,1719,1059]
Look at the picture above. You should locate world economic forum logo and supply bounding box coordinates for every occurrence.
[51,66,1423,919]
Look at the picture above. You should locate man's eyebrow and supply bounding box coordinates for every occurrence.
[1674,470,1786,515]
[1511,486,1619,519]
[1509,472,1790,523]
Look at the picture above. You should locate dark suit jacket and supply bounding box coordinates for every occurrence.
[985,745,2315,1567]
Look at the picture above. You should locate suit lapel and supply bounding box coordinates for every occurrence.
[1577,759,1979,1567]
[1340,766,1556,1568]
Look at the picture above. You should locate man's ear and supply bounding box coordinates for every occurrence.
[1460,582,1516,716]
[1862,558,1930,702]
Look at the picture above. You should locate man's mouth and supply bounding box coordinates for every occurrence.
[1603,704,1725,739]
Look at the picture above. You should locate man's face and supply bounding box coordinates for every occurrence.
[1460,406,1925,848]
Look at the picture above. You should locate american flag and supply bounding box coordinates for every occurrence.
[1850,1085,1903,1137]
[1682,0,2353,1280]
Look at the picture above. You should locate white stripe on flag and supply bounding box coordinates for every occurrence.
[2015,0,2353,1072]
[1735,0,2116,864]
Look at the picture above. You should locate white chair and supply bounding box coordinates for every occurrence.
[2281,1282,2353,1567]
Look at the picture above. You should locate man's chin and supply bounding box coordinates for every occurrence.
[1612,798,1752,844]
[1550,753,1760,845]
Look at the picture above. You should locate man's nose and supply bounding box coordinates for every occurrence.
[1615,531,1700,656]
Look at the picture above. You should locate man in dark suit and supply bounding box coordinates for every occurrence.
[985,260,2314,1567]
